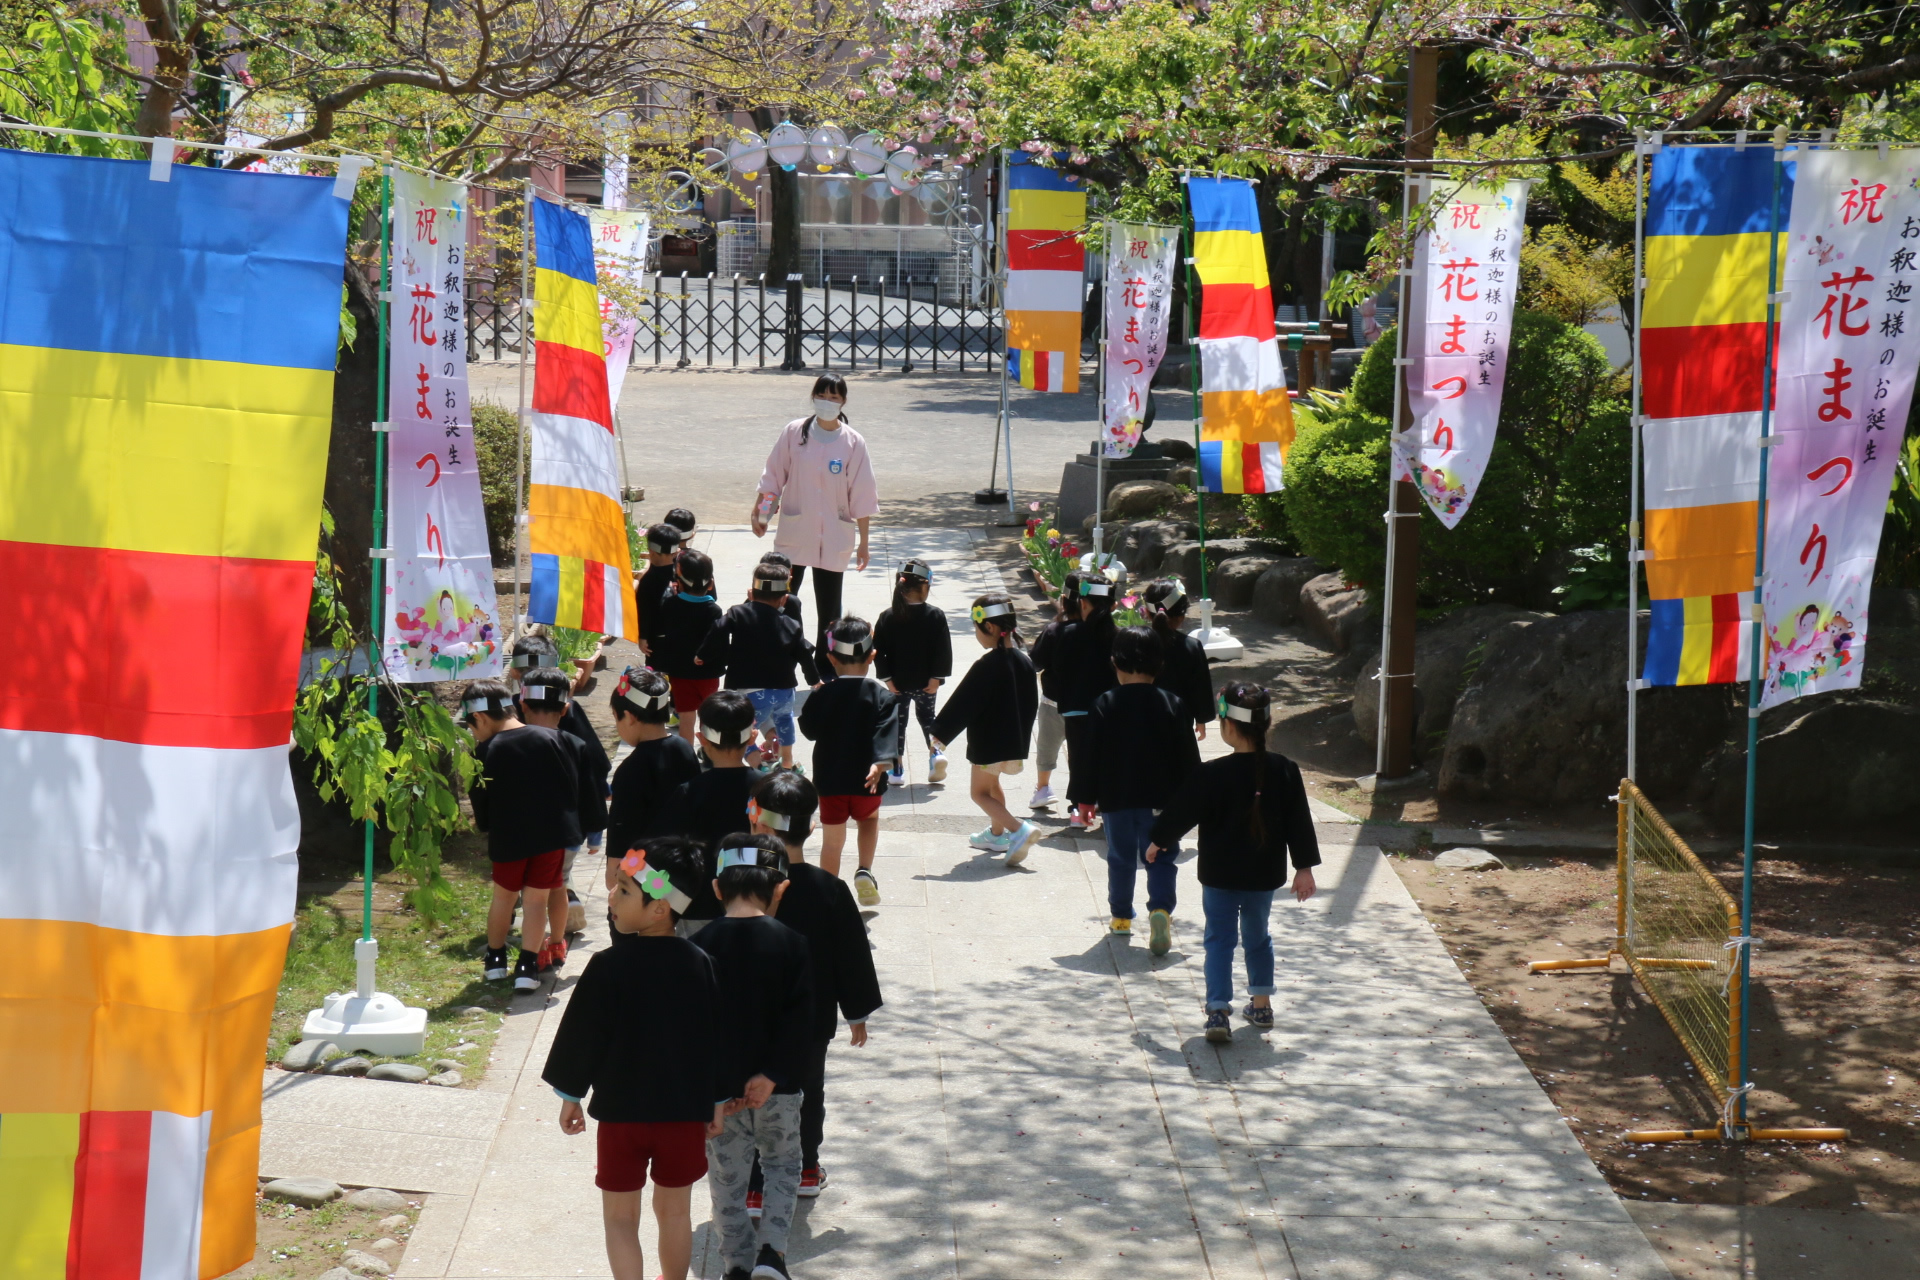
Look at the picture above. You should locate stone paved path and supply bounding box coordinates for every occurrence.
[325,526,1672,1279]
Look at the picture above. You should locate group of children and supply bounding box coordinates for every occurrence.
[456,501,1323,1278]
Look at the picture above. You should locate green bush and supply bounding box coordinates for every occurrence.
[472,400,521,564]
[1282,312,1629,610]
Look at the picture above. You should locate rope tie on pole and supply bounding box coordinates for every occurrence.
[1720,1082,1754,1135]
[1722,935,1758,995]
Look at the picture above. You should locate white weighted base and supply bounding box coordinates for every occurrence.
[298,937,428,1057]
[1195,598,1244,661]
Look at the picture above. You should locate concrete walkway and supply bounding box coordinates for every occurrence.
[286,525,1670,1279]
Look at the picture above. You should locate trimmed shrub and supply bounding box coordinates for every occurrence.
[472,400,521,564]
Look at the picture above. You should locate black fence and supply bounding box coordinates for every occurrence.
[467,272,1004,373]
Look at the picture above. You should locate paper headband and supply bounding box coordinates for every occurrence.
[618,850,692,914]
[1217,694,1262,724]
[519,682,569,704]
[701,722,749,747]
[1147,585,1187,615]
[898,559,932,582]
[747,799,792,832]
[716,846,765,871]
[971,601,1014,626]
[646,528,683,551]
[614,667,671,710]
[1079,580,1112,597]
[509,651,555,669]
[830,637,873,658]
[754,574,792,594]
[461,693,507,717]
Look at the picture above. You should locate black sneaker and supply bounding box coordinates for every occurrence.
[512,948,542,991]
[482,946,509,981]
[751,1244,791,1280]
[1241,1001,1275,1030]
[724,1270,752,1280]
[1204,1009,1231,1043]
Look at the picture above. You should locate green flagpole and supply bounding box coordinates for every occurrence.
[365,166,392,955]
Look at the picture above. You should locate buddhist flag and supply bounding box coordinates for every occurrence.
[0,146,348,1277]
[528,197,635,638]
[1638,147,1787,686]
[1188,176,1294,494]
[1004,152,1085,393]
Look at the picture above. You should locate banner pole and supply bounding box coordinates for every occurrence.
[1626,133,1647,782]
[1000,148,1017,522]
[1373,171,1414,777]
[1182,181,1208,600]
[513,179,532,640]
[1095,223,1108,560]
[363,166,393,972]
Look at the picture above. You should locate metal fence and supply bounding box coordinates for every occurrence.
[467,271,1004,372]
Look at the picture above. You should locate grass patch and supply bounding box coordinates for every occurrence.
[269,834,510,1079]
[230,1197,421,1279]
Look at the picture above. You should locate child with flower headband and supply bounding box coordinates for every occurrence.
[1145,682,1320,1044]
[1141,578,1216,740]
[542,839,723,1280]
[873,557,952,786]
[930,593,1041,865]
[692,835,815,1280]
[605,666,700,894]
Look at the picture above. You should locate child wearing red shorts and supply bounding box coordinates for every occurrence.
[652,547,724,745]
[464,678,585,991]
[796,616,899,903]
[543,842,723,1280]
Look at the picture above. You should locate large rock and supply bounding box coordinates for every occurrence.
[325,1056,372,1076]
[1160,538,1291,594]
[1439,610,1738,807]
[281,1039,343,1072]
[1353,604,1544,751]
[1434,847,1505,871]
[261,1177,343,1207]
[366,1062,430,1083]
[1213,555,1284,609]
[340,1249,393,1276]
[1298,573,1373,653]
[1250,558,1324,625]
[1697,700,1920,827]
[1107,519,1196,579]
[1104,479,1181,520]
[343,1187,409,1213]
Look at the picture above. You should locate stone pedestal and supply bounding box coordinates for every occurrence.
[1056,446,1174,534]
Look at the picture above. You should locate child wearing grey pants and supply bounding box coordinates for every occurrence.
[709,1094,804,1272]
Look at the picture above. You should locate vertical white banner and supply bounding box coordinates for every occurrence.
[383,170,503,682]
[1400,180,1529,527]
[1761,147,1920,708]
[1101,221,1178,457]
[590,207,651,408]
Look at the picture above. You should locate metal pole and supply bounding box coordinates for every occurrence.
[364,167,393,964]
[1374,44,1440,782]
[1626,133,1648,781]
[999,149,1017,519]
[1095,326,1107,561]
[1736,128,1788,1133]
[513,178,532,641]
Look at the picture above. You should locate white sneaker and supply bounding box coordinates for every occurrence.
[968,827,1009,852]
[1004,821,1039,866]
[928,750,949,783]
[1028,784,1055,809]
[887,766,906,785]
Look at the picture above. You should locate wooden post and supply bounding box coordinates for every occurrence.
[1378,45,1440,781]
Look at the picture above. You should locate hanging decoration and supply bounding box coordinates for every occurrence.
[1400,179,1529,526]
[382,170,501,681]
[1101,221,1178,457]
[1638,146,1778,686]
[1004,151,1086,393]
[589,207,650,405]
[0,144,349,1278]
[527,197,635,638]
[1187,174,1293,493]
[1760,146,1920,707]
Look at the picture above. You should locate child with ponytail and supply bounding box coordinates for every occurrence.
[1140,579,1215,740]
[1145,682,1319,1043]
[930,594,1041,865]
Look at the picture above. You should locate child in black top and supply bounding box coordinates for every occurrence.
[696,562,820,771]
[873,558,953,786]
[758,550,807,633]
[1142,578,1216,739]
[797,616,900,904]
[1085,627,1201,954]
[654,548,724,746]
[930,593,1041,866]
[1024,571,1079,812]
[1058,575,1119,830]
[662,690,761,935]
[463,678,584,990]
[635,522,685,658]
[694,835,815,1280]
[663,507,697,539]
[605,667,701,881]
[543,840,721,1280]
[517,665,610,966]
[746,771,882,1202]
[1147,682,1320,1043]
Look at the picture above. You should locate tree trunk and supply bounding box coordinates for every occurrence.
[750,107,802,282]
[325,268,384,641]
[132,0,189,137]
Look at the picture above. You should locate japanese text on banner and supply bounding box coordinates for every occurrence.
[1761,148,1920,707]
[1400,180,1529,528]
[383,170,502,681]
[1102,223,1178,457]
[589,207,649,408]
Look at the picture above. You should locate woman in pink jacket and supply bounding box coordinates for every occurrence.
[750,373,880,646]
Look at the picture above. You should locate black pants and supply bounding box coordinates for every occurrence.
[749,1034,830,1187]
[1062,713,1097,805]
[789,564,844,652]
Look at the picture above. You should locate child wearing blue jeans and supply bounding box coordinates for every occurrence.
[1081,626,1199,956]
[697,562,820,771]
[1146,682,1319,1043]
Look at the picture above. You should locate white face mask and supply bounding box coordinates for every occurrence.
[812,398,843,423]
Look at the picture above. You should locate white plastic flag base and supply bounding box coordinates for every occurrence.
[1195,598,1244,662]
[299,938,428,1057]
